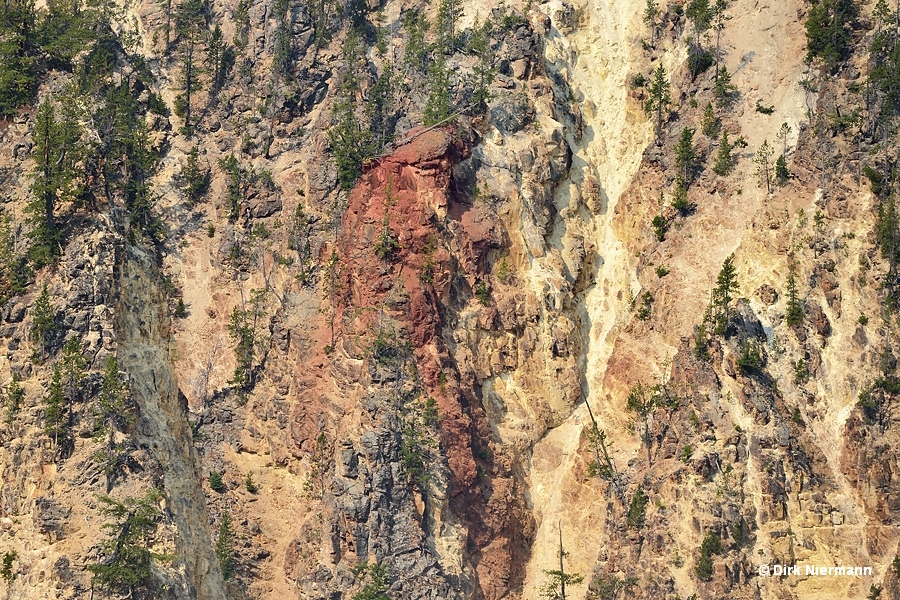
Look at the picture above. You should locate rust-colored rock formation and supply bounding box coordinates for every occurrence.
[332,127,532,599]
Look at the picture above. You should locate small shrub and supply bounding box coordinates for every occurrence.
[374,227,399,260]
[679,445,693,463]
[1,550,15,583]
[475,280,491,306]
[655,265,670,278]
[209,471,226,493]
[496,256,510,284]
[651,215,667,241]
[863,166,886,196]
[793,359,809,385]
[671,184,691,215]
[244,472,258,494]
[147,91,170,116]
[631,73,647,87]
[755,101,775,115]
[174,299,187,318]
[858,314,869,326]
[636,291,653,321]
[731,522,745,545]
[207,224,216,237]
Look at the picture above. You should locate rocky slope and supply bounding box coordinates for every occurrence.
[0,0,899,598]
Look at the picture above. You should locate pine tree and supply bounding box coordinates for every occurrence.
[674,127,697,187]
[88,489,166,593]
[877,196,900,292]
[5,374,23,424]
[644,65,671,142]
[436,0,462,53]
[60,336,86,404]
[402,9,431,74]
[686,0,713,36]
[467,17,495,111]
[714,65,736,107]
[785,264,803,326]
[0,210,28,304]
[713,129,734,175]
[805,0,857,68]
[31,284,55,361]
[216,509,235,580]
[626,382,659,464]
[27,97,82,266]
[352,562,391,600]
[626,485,649,528]
[672,183,690,215]
[95,355,133,435]
[174,0,206,136]
[227,290,266,394]
[775,154,789,183]
[754,139,774,193]
[206,24,231,95]
[327,97,372,190]
[539,524,584,600]
[711,253,739,335]
[701,102,719,137]
[227,307,255,391]
[423,55,452,126]
[182,146,209,203]
[643,0,659,43]
[0,1,36,117]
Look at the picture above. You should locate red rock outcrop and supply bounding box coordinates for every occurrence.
[332,127,532,599]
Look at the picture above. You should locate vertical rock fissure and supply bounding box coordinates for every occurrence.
[115,245,225,599]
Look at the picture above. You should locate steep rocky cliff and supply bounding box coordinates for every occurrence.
[0,0,899,598]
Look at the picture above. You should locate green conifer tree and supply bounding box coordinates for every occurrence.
[785,264,803,326]
[711,253,739,334]
[27,98,82,266]
[713,129,734,175]
[5,374,24,424]
[423,56,452,126]
[645,65,671,141]
[674,127,697,187]
[216,509,235,580]
[754,139,774,193]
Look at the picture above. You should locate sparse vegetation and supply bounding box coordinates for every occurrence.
[652,214,667,241]
[636,291,653,321]
[209,471,225,493]
[475,280,491,306]
[0,550,15,584]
